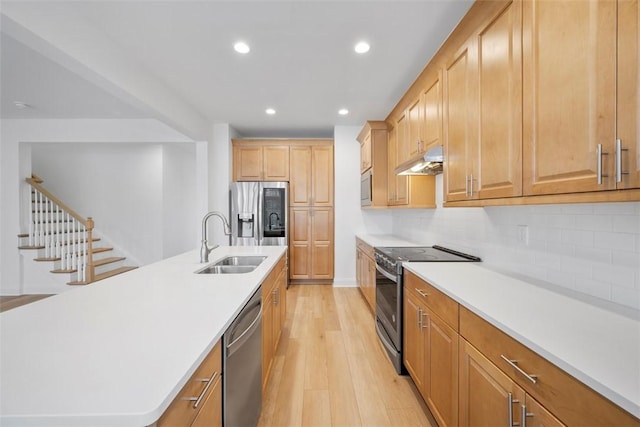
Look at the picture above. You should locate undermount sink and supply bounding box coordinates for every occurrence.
[196,255,267,274]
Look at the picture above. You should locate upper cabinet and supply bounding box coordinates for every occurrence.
[290,143,334,207]
[445,0,522,202]
[522,0,617,195]
[357,121,389,208]
[616,0,640,190]
[233,141,289,182]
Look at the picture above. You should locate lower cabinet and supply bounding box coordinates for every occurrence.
[157,341,222,427]
[289,207,334,280]
[261,254,287,391]
[403,271,638,427]
[355,238,375,312]
[403,272,458,427]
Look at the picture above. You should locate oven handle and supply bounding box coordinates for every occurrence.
[375,263,398,283]
[375,320,398,355]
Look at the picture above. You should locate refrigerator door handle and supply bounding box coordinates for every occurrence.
[256,184,263,245]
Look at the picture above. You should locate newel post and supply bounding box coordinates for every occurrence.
[86,217,95,283]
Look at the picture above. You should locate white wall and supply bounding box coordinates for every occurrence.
[390,175,640,310]
[0,119,194,294]
[333,126,393,286]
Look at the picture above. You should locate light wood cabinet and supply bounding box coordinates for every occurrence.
[233,141,290,181]
[476,0,523,199]
[387,123,437,208]
[396,112,410,166]
[407,97,423,160]
[443,38,479,202]
[404,271,459,427]
[618,0,640,190]
[357,122,389,208]
[355,238,375,312]
[157,341,222,427]
[289,144,334,207]
[261,254,287,391]
[289,206,334,280]
[459,338,526,427]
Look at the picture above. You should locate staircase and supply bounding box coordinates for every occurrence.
[18,174,137,287]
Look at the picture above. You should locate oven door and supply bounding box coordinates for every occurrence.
[375,263,403,373]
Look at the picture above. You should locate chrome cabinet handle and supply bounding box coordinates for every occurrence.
[420,309,428,330]
[414,287,428,298]
[183,371,219,409]
[521,404,533,427]
[465,175,469,197]
[615,139,629,183]
[417,307,422,328]
[501,355,538,384]
[507,393,521,427]
[597,144,609,185]
[469,174,474,197]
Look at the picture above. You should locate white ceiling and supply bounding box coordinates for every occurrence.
[1,1,473,138]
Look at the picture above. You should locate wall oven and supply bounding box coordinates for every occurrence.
[374,245,480,374]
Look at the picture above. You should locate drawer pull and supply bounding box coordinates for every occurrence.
[183,371,219,409]
[500,355,538,384]
[414,288,429,298]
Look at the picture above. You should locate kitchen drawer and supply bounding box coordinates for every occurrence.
[459,306,639,426]
[356,237,374,258]
[405,270,458,331]
[157,340,222,427]
[262,254,287,297]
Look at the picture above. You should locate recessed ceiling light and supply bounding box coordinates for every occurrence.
[338,108,349,116]
[13,101,31,109]
[265,108,276,115]
[354,41,370,54]
[234,41,250,54]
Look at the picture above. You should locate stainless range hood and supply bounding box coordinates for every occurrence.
[394,145,444,175]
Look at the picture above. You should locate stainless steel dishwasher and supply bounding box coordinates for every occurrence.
[223,286,262,426]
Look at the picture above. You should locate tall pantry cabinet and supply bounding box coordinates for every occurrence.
[289,141,335,280]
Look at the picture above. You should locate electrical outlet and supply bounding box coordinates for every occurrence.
[517,225,529,245]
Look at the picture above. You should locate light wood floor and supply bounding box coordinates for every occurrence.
[0,295,52,313]
[258,284,436,427]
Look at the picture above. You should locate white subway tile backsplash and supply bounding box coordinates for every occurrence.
[611,285,640,310]
[391,194,640,310]
[612,215,640,234]
[592,264,636,289]
[594,231,636,251]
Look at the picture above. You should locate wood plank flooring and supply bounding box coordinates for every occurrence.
[0,294,51,313]
[258,285,436,427]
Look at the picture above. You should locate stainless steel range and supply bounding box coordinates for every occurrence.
[374,245,480,374]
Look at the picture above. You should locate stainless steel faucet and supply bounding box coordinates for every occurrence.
[200,211,231,263]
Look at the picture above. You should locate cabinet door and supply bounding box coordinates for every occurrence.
[263,146,290,181]
[444,40,479,202]
[408,97,423,159]
[272,285,282,350]
[311,145,334,206]
[422,75,442,153]
[477,0,523,199]
[364,253,375,311]
[234,146,263,181]
[190,376,222,427]
[459,338,525,427]
[290,146,312,206]
[310,207,334,279]
[524,394,566,427]
[262,291,274,391]
[388,126,398,204]
[289,207,310,279]
[522,0,617,195]
[361,133,372,173]
[396,112,410,166]
[618,0,640,189]
[427,312,458,427]
[278,267,287,334]
[403,290,426,395]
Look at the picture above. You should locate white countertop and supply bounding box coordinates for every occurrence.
[355,233,420,247]
[0,246,287,427]
[403,262,640,419]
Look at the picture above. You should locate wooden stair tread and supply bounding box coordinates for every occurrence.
[51,268,76,274]
[67,266,137,285]
[93,257,126,267]
[35,257,61,262]
[18,245,45,250]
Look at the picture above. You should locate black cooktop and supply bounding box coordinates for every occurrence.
[375,245,481,262]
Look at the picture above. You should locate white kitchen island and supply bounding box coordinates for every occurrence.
[0,246,287,427]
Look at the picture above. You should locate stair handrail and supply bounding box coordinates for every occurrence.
[25,174,95,283]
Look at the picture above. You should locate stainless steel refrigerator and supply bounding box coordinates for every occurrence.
[230,182,288,246]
